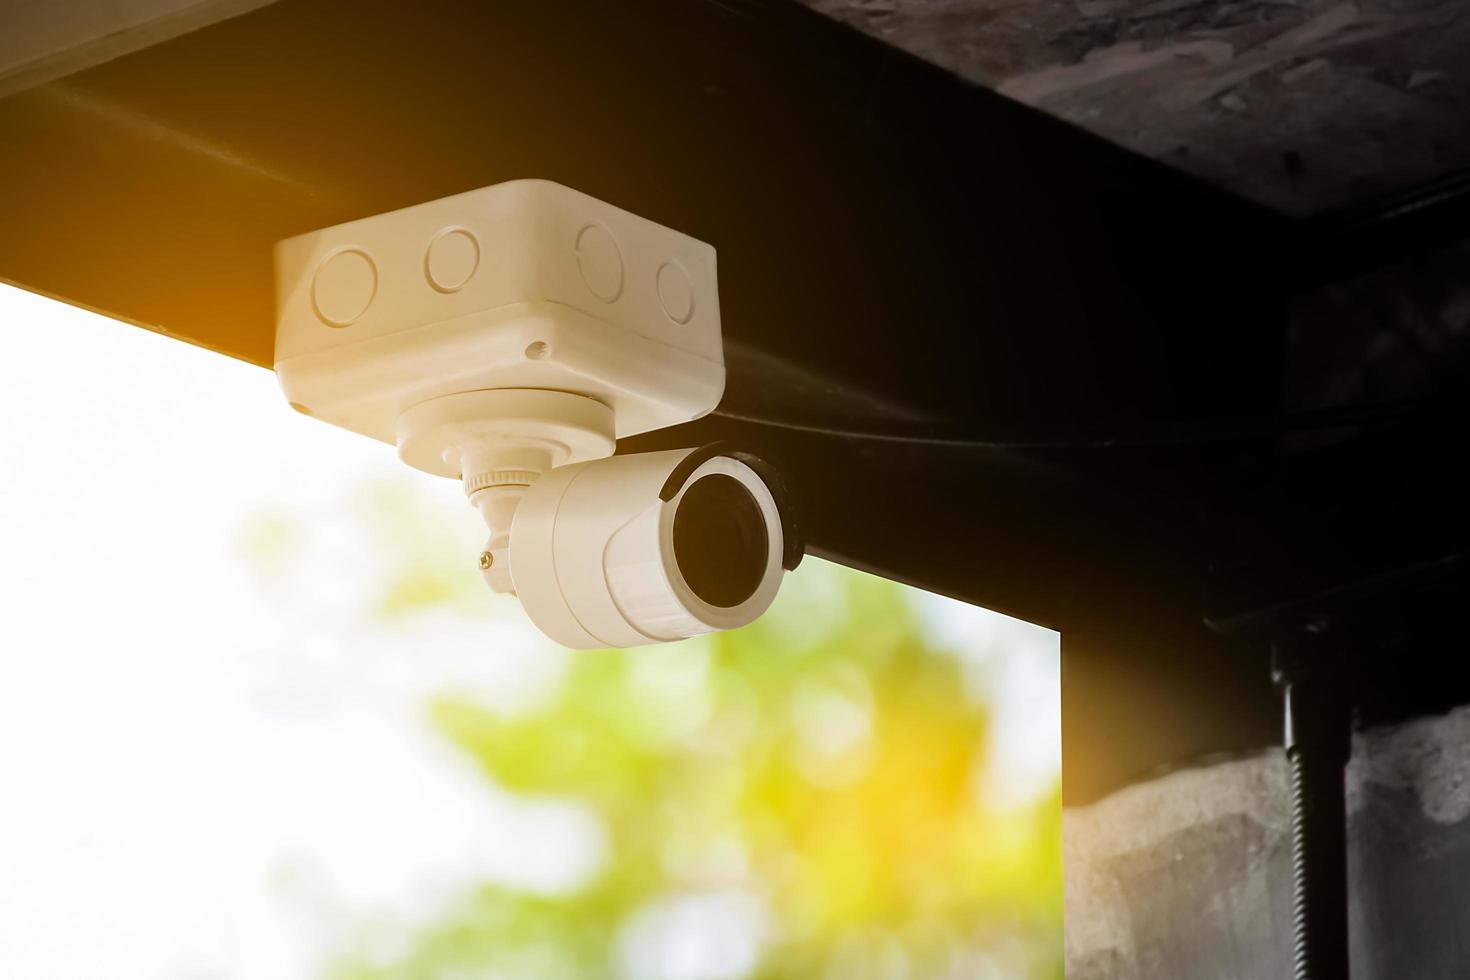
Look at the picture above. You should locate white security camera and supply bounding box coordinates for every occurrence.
[273,180,801,647]
[513,445,799,648]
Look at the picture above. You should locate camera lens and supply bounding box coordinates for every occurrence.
[672,474,769,608]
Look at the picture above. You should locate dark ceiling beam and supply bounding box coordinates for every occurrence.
[13,0,1467,803]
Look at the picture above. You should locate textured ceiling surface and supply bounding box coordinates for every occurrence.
[801,0,1470,215]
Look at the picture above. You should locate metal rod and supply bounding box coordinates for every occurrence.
[1274,622,1352,980]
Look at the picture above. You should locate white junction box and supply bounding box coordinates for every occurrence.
[274,179,724,479]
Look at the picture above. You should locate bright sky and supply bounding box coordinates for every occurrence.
[0,283,1059,980]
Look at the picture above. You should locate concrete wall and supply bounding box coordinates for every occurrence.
[1064,706,1470,978]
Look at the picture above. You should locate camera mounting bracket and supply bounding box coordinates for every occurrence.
[395,388,617,592]
[396,388,617,486]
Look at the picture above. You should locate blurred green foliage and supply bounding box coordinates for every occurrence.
[298,478,1061,980]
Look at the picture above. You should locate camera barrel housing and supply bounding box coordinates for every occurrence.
[512,446,798,648]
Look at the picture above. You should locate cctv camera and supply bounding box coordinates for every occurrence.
[275,180,803,646]
[511,445,801,649]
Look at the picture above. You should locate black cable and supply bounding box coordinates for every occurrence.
[712,398,1428,451]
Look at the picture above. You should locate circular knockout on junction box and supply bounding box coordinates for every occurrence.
[575,223,624,302]
[426,228,480,293]
[311,248,377,327]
